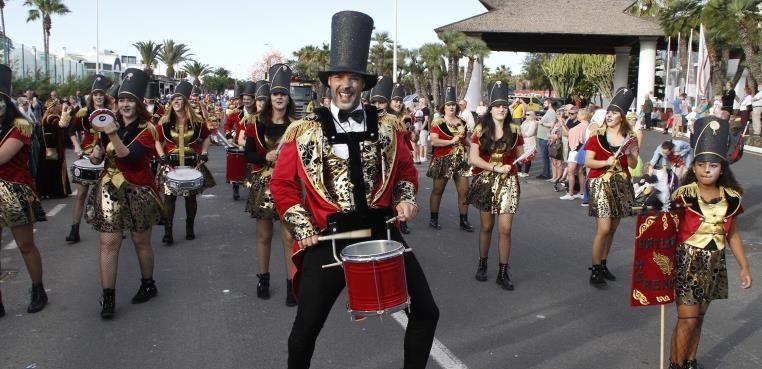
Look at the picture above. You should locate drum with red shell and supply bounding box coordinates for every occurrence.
[225,147,247,183]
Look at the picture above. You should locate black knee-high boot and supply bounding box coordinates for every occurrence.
[185,196,198,240]
[459,214,474,232]
[101,288,115,319]
[65,223,80,243]
[232,183,240,200]
[163,195,176,245]
[429,212,441,230]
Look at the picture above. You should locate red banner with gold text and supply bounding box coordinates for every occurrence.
[631,211,679,307]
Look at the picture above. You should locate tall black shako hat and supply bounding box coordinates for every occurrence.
[607,87,635,115]
[233,82,243,98]
[0,64,12,99]
[369,76,393,103]
[240,81,257,98]
[488,81,511,107]
[118,68,150,101]
[145,81,161,100]
[693,116,730,163]
[444,86,457,105]
[391,83,405,101]
[173,81,193,100]
[254,80,270,100]
[91,74,110,94]
[318,11,377,91]
[268,63,292,96]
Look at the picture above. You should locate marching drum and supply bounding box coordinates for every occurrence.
[225,147,247,183]
[70,158,104,184]
[340,240,409,318]
[165,167,204,194]
[168,152,197,168]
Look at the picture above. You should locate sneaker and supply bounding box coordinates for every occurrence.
[535,174,548,180]
[574,193,584,199]
[559,194,575,200]
[546,178,556,182]
[518,172,528,178]
[580,202,589,207]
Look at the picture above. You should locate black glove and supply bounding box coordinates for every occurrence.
[199,153,209,163]
[160,154,169,165]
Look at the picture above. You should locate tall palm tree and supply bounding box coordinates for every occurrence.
[181,60,210,84]
[402,48,425,94]
[158,39,192,79]
[723,0,762,84]
[24,0,70,79]
[420,42,446,107]
[370,31,391,75]
[437,30,468,88]
[460,37,490,99]
[133,41,163,76]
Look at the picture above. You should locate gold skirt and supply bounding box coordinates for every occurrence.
[466,171,520,214]
[587,174,635,218]
[157,164,217,197]
[85,180,163,233]
[427,152,470,179]
[0,179,46,227]
[245,172,278,220]
[674,243,728,305]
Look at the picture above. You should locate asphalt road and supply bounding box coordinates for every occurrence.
[1,130,761,369]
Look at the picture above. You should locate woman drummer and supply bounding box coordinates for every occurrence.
[61,74,113,243]
[427,86,474,232]
[583,88,638,286]
[466,81,524,290]
[243,63,296,306]
[156,81,216,244]
[0,64,48,316]
[85,68,163,319]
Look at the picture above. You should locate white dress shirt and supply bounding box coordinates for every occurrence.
[329,102,365,159]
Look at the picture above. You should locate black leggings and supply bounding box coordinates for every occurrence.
[287,234,439,369]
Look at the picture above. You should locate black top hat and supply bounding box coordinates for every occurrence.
[391,83,405,101]
[608,87,635,115]
[318,11,377,91]
[268,64,292,95]
[0,64,11,99]
[145,81,161,100]
[233,83,242,98]
[254,80,270,100]
[693,117,730,163]
[369,76,393,103]
[444,86,457,105]
[91,74,110,94]
[241,81,257,98]
[173,81,193,99]
[118,68,150,101]
[488,81,511,107]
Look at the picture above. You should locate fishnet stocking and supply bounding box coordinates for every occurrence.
[99,232,123,289]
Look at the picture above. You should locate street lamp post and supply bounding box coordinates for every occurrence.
[96,0,100,74]
[392,0,398,83]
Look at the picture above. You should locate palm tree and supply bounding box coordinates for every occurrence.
[133,41,162,76]
[460,37,490,99]
[437,30,469,88]
[402,48,425,94]
[370,31,391,75]
[158,39,192,79]
[24,0,70,79]
[723,0,762,84]
[1,0,9,64]
[293,43,330,96]
[419,42,446,107]
[181,60,210,84]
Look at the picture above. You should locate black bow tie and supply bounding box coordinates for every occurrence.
[338,109,364,123]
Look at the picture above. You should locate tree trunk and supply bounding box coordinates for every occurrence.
[706,41,724,97]
[431,68,440,108]
[737,22,762,85]
[167,66,174,79]
[42,24,49,78]
[413,76,421,97]
[461,57,475,100]
[448,55,457,89]
[678,32,688,92]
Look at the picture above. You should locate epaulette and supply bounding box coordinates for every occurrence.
[672,182,698,201]
[158,115,170,126]
[593,126,607,136]
[140,121,158,140]
[76,107,88,118]
[12,118,32,137]
[510,123,520,134]
[432,117,446,128]
[281,116,320,143]
[379,112,404,132]
[472,123,484,137]
[723,186,742,199]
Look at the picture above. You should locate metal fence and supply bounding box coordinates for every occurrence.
[3,40,88,82]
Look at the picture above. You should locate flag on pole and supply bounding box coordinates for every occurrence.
[696,24,711,100]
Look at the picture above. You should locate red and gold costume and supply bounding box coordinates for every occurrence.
[243,114,290,219]
[0,118,46,227]
[466,124,523,214]
[85,121,163,232]
[156,115,216,196]
[36,100,72,198]
[671,183,743,305]
[583,127,636,218]
[426,117,470,179]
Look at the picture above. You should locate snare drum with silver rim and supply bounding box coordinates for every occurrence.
[165,167,204,194]
[70,158,104,184]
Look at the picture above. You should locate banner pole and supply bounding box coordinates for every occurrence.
[660,304,666,369]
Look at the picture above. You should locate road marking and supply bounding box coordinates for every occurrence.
[46,203,67,217]
[3,229,38,250]
[392,311,468,369]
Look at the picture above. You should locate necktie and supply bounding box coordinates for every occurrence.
[338,109,364,123]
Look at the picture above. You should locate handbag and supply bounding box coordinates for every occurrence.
[548,139,563,160]
[45,147,58,160]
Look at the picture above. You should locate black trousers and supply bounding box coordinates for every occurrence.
[287,230,439,369]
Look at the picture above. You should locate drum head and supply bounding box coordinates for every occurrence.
[168,167,204,180]
[226,147,245,153]
[73,158,104,169]
[341,240,404,262]
[89,109,116,129]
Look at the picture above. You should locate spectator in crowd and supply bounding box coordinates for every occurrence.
[648,139,693,179]
[24,90,41,122]
[35,99,71,198]
[475,100,488,117]
[536,98,556,179]
[721,81,736,115]
[752,88,762,135]
[697,97,711,118]
[548,108,566,184]
[458,99,475,133]
[672,93,686,138]
[641,92,653,129]
[518,110,538,177]
[510,98,525,125]
[739,86,752,126]
[414,97,431,163]
[561,108,590,200]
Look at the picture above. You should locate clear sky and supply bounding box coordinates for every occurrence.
[4,0,525,79]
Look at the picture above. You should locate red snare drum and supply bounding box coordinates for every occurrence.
[340,240,409,318]
[226,147,247,183]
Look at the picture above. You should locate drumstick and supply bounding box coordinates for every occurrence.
[317,229,371,241]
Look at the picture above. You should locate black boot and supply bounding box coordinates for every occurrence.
[100,288,115,319]
[256,273,270,299]
[233,183,240,200]
[400,221,410,234]
[601,259,616,281]
[131,278,158,304]
[668,362,684,369]
[589,265,606,287]
[475,257,488,282]
[27,283,48,313]
[496,263,514,290]
[684,359,700,369]
[162,225,173,245]
[459,214,474,232]
[285,279,297,307]
[185,220,195,240]
[429,212,441,230]
[65,223,80,243]
[0,290,5,318]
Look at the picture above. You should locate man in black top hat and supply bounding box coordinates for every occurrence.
[271,10,439,369]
